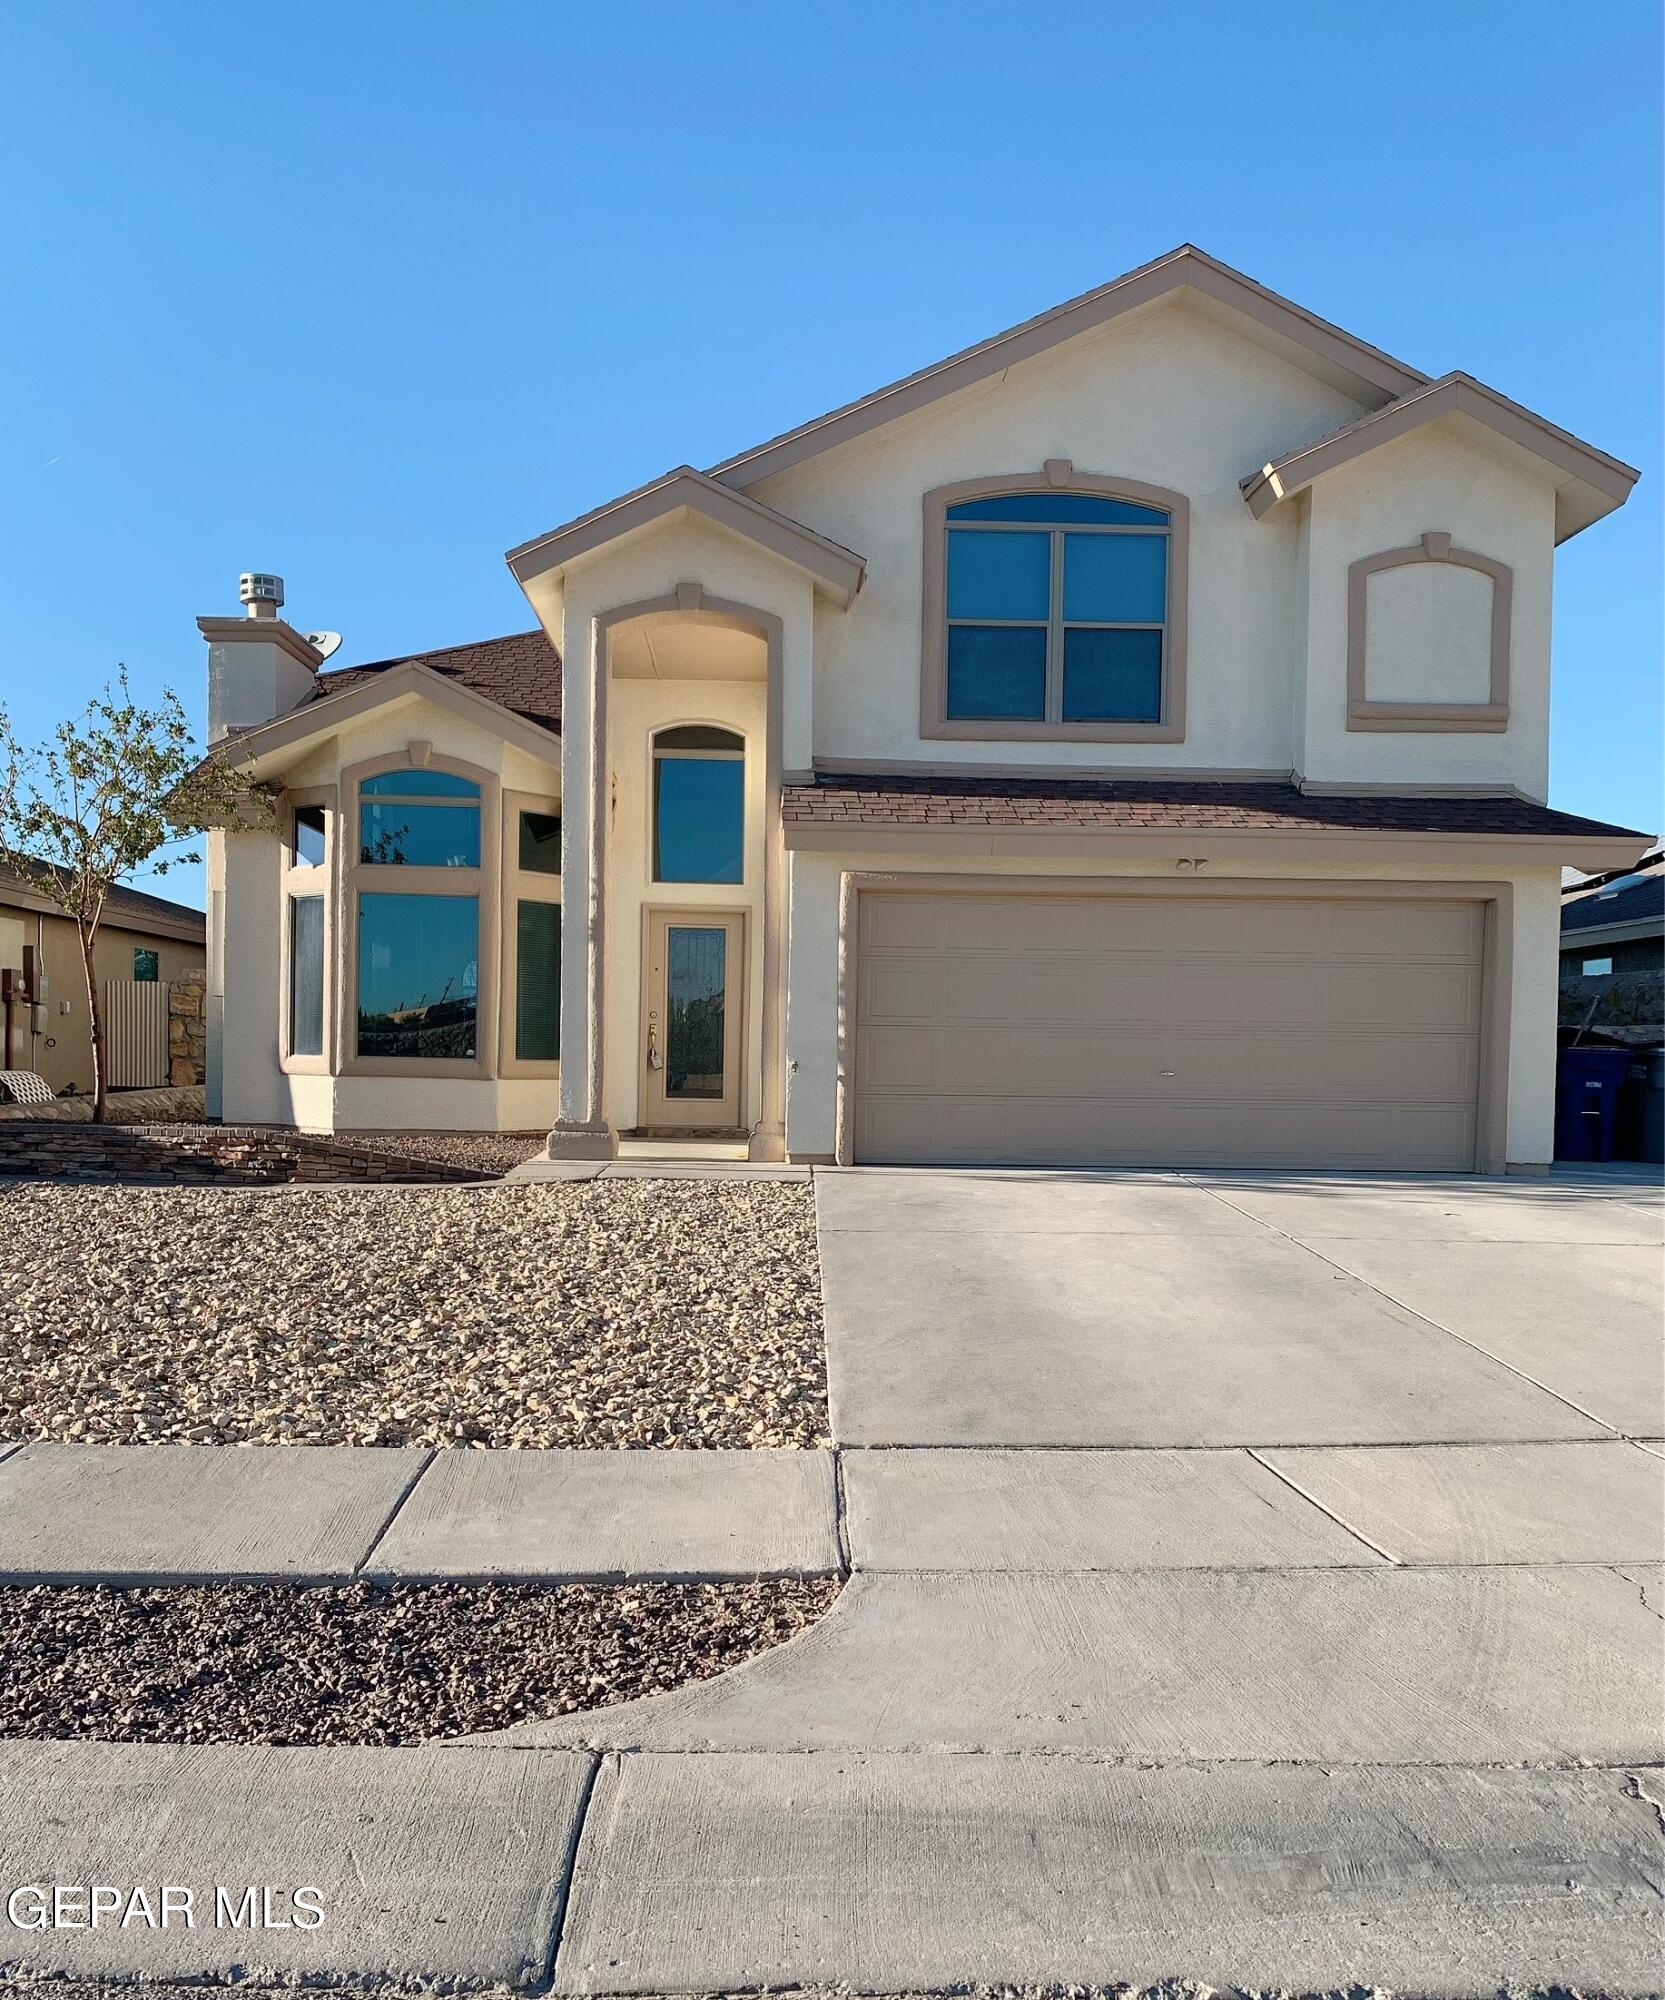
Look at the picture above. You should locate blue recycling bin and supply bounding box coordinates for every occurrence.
[1554,1047,1632,1162]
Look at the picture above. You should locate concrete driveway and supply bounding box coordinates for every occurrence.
[513,1165,1665,1992]
[817,1165,1664,1446]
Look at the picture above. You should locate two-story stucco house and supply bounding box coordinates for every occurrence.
[203,245,1649,1174]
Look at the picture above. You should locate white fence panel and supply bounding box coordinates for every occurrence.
[104,979,169,1089]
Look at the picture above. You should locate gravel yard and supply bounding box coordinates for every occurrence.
[0,1577,838,1745]
[335,1128,549,1174]
[0,1178,826,1448]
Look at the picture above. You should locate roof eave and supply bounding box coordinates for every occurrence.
[1241,374,1640,541]
[780,817,1650,873]
[213,661,562,776]
[506,467,866,605]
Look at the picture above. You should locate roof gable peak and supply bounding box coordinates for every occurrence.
[706,244,1430,494]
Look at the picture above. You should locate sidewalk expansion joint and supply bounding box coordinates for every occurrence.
[1243,1446,1400,1564]
[350,1447,436,1578]
[544,1749,606,1987]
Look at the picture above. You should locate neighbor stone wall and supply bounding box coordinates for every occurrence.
[168,968,207,1086]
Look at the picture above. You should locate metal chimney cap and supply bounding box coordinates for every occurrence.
[239,572,284,612]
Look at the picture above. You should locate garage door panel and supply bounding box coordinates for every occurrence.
[859,1026,937,1091]
[1327,963,1482,1030]
[861,896,941,951]
[862,961,939,1022]
[853,889,1485,1171]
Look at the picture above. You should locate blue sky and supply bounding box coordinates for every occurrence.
[1,1,1658,907]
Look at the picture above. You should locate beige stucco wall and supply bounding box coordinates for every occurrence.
[752,300,1367,773]
[209,687,560,1132]
[743,299,1558,794]
[1298,423,1556,795]
[0,901,202,1094]
[784,848,1564,1168]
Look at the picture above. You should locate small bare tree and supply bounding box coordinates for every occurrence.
[0,670,263,1120]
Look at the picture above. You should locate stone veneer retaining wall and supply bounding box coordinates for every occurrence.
[0,1123,495,1186]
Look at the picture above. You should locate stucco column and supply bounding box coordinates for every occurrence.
[544,611,617,1160]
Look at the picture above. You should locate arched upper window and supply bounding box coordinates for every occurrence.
[359,767,481,868]
[652,726,745,885]
[922,470,1187,743]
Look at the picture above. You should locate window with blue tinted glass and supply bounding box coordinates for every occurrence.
[361,770,481,797]
[946,493,1168,526]
[1062,630,1163,723]
[357,893,479,1059]
[652,730,745,884]
[1062,533,1167,624]
[358,769,481,867]
[947,626,1047,719]
[941,490,1171,726]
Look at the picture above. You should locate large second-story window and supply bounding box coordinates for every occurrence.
[945,492,1171,724]
[652,726,744,884]
[923,474,1187,741]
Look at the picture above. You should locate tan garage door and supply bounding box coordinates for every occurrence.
[853,888,1484,1171]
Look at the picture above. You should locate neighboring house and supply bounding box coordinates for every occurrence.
[1559,851,1664,1046]
[0,865,206,1094]
[204,244,1650,1173]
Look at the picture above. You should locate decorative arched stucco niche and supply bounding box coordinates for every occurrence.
[1347,530,1512,732]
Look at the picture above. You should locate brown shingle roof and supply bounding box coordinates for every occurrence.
[301,629,561,734]
[781,773,1649,841]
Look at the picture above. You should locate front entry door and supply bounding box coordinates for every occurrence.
[642,910,745,1131]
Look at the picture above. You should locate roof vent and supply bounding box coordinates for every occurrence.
[239,572,284,620]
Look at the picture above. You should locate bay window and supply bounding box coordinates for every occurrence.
[347,759,490,1071]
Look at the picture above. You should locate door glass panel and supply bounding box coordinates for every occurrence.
[665,926,726,1100]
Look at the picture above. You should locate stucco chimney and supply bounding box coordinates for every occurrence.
[200,573,323,742]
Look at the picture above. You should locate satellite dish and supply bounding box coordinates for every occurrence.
[307,631,344,661]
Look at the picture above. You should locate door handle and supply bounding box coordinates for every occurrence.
[646,1021,663,1072]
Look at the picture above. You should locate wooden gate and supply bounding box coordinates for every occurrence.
[104,978,169,1088]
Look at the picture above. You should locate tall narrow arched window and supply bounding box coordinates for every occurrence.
[651,726,745,884]
[922,472,1188,742]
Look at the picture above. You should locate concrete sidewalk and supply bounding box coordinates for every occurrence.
[0,1441,841,1584]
